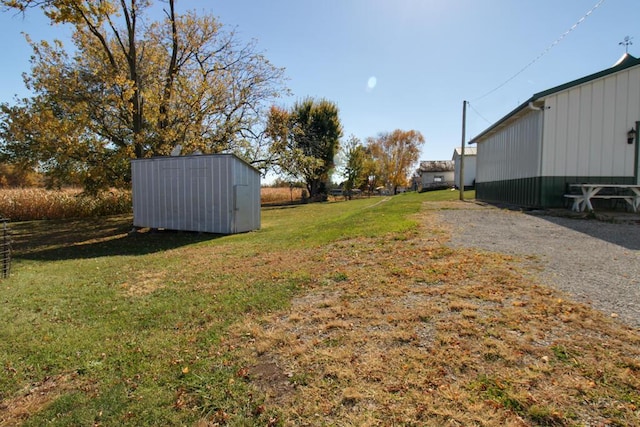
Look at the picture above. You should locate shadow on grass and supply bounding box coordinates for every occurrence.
[10,214,223,261]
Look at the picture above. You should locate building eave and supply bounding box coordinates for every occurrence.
[470,54,640,145]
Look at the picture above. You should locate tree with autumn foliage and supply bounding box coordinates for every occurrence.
[339,134,370,198]
[0,0,287,192]
[367,129,425,194]
[266,97,343,200]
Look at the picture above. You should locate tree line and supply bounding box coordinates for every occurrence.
[0,0,424,199]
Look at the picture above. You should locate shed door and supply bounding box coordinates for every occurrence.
[233,185,253,233]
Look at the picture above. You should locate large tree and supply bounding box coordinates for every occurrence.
[340,134,368,198]
[266,97,342,200]
[367,129,424,194]
[0,0,287,191]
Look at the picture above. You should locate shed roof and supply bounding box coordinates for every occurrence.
[453,146,477,157]
[470,53,640,144]
[131,153,260,174]
[418,160,455,173]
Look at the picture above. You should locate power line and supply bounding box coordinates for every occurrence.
[471,0,606,103]
[467,102,492,125]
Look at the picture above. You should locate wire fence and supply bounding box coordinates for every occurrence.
[1,218,10,279]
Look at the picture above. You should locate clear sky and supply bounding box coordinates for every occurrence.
[0,0,638,165]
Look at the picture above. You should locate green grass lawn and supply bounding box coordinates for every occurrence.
[2,189,639,426]
[1,191,461,426]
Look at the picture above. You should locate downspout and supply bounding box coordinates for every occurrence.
[528,102,542,111]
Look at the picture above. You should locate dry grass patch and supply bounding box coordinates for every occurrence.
[229,206,640,426]
[0,374,96,426]
[261,187,304,205]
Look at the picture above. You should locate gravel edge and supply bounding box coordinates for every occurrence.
[431,202,640,329]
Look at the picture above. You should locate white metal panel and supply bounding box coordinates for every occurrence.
[601,76,617,175]
[552,92,569,175]
[589,79,604,175]
[617,70,636,177]
[542,66,640,177]
[577,84,593,176]
[453,153,477,187]
[132,154,260,234]
[476,110,542,183]
[453,154,476,187]
[566,89,581,176]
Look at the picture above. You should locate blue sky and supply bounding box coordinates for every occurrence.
[0,0,638,165]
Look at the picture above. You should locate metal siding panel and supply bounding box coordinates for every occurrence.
[221,157,230,233]
[617,70,638,176]
[554,92,569,176]
[131,155,259,234]
[577,85,593,176]
[216,157,223,232]
[566,89,581,176]
[613,73,628,174]
[589,79,605,175]
[476,111,541,183]
[225,157,232,233]
[601,76,617,176]
[541,97,553,176]
[204,157,216,230]
[219,157,226,233]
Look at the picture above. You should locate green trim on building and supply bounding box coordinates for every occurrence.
[477,176,636,208]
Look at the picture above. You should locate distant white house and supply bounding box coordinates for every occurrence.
[452,146,477,188]
[416,160,455,191]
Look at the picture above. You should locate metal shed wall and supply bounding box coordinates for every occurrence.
[476,110,543,183]
[453,148,477,187]
[475,110,543,207]
[131,154,260,234]
[541,65,640,178]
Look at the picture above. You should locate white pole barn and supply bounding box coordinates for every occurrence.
[472,53,640,208]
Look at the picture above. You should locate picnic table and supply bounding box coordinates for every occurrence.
[565,184,640,213]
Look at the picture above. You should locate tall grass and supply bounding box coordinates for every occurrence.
[1,187,307,221]
[260,186,304,205]
[0,188,132,221]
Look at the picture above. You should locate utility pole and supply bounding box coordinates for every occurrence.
[459,100,467,201]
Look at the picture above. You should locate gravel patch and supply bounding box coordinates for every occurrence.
[433,203,640,328]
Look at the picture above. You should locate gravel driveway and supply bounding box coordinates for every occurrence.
[433,202,640,328]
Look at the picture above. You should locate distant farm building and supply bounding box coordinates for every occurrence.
[452,146,477,189]
[131,154,260,234]
[472,53,640,208]
[416,160,455,191]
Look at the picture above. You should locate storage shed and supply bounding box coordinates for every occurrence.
[471,53,640,208]
[131,154,260,234]
[417,160,455,190]
[453,146,477,189]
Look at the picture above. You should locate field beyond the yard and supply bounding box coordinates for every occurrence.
[1,190,639,426]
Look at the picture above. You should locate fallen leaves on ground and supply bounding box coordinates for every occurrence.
[228,205,640,426]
